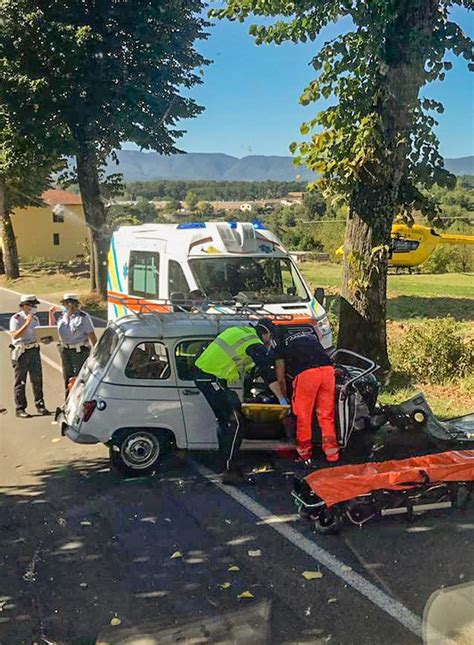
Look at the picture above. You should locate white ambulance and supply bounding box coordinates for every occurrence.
[107,221,333,349]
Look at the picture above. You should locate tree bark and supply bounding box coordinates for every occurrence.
[338,0,439,368]
[76,145,109,298]
[0,179,20,279]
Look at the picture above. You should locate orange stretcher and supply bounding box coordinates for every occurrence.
[292,450,474,534]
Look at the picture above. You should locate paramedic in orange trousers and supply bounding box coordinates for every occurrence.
[274,330,339,464]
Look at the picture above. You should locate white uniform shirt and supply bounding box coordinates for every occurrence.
[9,311,39,346]
[57,310,94,346]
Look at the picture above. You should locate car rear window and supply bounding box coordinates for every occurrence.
[92,327,119,370]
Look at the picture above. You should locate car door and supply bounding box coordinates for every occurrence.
[174,338,220,448]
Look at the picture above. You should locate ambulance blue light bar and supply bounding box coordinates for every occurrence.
[252,219,266,230]
[177,222,207,229]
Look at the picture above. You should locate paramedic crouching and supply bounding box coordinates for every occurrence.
[194,320,287,485]
[274,330,339,464]
[49,293,97,394]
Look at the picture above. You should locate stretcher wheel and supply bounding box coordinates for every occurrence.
[313,507,343,535]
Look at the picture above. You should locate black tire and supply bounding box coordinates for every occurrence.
[313,507,343,535]
[110,429,170,476]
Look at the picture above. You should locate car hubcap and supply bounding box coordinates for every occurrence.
[121,433,160,470]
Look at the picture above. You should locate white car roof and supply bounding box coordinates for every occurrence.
[112,313,254,340]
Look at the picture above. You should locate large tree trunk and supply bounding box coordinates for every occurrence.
[338,189,394,368]
[338,0,438,368]
[0,179,20,279]
[76,145,109,298]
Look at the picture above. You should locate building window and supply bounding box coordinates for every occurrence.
[53,233,60,246]
[129,251,159,298]
[52,212,64,223]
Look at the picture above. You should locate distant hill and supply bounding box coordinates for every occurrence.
[444,156,474,176]
[102,150,474,182]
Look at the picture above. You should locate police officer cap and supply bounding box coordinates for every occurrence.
[62,293,80,303]
[254,317,276,338]
[19,294,40,306]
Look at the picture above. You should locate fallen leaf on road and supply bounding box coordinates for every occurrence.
[15,465,22,469]
[51,438,61,443]
[302,571,323,580]
[341,565,352,572]
[80,521,92,526]
[164,518,172,522]
[247,550,262,557]
[237,591,254,599]
[328,598,337,604]
[228,565,240,572]
[170,551,183,559]
[219,582,231,589]
[110,617,121,626]
[79,582,88,588]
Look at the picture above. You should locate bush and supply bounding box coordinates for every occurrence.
[389,317,474,385]
[421,244,474,274]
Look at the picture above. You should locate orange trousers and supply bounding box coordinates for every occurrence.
[292,365,339,462]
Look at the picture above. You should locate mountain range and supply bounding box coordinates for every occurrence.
[105,150,474,182]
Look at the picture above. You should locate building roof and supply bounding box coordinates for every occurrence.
[42,189,83,206]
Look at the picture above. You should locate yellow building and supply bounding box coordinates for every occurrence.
[9,189,89,262]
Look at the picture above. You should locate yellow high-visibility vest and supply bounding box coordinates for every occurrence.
[195,326,262,383]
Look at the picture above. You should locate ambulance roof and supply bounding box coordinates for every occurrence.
[112,313,254,340]
[113,221,286,257]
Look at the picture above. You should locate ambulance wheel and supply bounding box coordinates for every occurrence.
[313,507,343,535]
[110,429,168,476]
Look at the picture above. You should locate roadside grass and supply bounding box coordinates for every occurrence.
[2,263,472,418]
[0,272,107,319]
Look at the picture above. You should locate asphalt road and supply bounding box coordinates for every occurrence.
[1,287,473,645]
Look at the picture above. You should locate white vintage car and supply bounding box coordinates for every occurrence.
[59,312,301,475]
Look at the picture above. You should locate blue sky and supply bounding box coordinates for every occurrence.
[128,6,473,159]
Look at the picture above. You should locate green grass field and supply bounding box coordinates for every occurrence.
[2,263,472,418]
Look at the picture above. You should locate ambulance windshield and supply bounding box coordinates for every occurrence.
[189,256,309,303]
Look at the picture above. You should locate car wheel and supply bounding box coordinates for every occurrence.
[110,429,165,476]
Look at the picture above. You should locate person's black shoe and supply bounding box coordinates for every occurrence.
[16,409,31,419]
[36,407,50,416]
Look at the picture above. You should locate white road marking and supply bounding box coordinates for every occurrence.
[0,286,105,325]
[192,462,423,640]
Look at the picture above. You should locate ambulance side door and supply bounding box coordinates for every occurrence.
[174,338,219,448]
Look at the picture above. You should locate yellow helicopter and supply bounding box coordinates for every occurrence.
[336,223,474,269]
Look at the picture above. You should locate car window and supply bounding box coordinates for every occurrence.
[129,250,159,298]
[125,342,171,380]
[169,260,190,298]
[92,327,119,370]
[175,339,212,381]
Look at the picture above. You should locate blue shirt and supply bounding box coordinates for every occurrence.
[57,310,94,345]
[273,330,332,376]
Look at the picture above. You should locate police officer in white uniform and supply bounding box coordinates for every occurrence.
[9,295,49,418]
[49,293,97,395]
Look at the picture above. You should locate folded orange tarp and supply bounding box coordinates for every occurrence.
[305,450,474,508]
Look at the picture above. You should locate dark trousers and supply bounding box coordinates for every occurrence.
[194,371,244,471]
[12,347,45,411]
[60,346,90,394]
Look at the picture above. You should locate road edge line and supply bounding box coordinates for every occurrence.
[192,461,423,640]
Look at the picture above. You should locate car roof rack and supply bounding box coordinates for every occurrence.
[117,296,295,323]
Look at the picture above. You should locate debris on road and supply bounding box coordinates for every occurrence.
[228,565,240,572]
[219,582,231,589]
[302,571,323,580]
[110,616,121,626]
[247,549,262,557]
[170,551,183,559]
[237,591,254,599]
